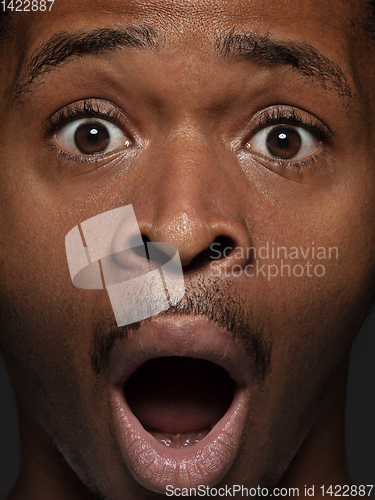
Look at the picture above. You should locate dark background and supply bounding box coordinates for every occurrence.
[1,314,375,498]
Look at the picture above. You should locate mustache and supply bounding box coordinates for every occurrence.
[90,276,272,382]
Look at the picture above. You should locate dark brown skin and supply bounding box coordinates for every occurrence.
[0,0,375,498]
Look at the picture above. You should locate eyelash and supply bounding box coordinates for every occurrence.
[44,100,332,173]
[44,100,122,135]
[248,106,333,172]
[44,100,127,166]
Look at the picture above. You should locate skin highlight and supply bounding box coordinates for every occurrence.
[0,1,374,498]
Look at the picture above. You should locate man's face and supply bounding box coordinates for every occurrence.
[1,0,375,498]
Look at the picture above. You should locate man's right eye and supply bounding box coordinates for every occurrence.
[55,118,131,156]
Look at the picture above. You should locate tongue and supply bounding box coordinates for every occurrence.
[125,357,234,435]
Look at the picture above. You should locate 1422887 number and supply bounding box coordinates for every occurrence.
[1,0,54,11]
[321,485,374,496]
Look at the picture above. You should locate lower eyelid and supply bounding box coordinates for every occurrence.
[254,148,331,177]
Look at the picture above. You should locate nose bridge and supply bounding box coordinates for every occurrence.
[143,131,226,221]
[135,129,252,269]
[154,131,218,213]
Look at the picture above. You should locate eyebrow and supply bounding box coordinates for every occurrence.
[15,26,157,96]
[15,26,352,100]
[215,29,352,98]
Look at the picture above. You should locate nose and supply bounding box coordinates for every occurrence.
[134,137,253,274]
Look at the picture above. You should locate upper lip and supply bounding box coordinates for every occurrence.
[108,316,253,388]
[107,316,253,493]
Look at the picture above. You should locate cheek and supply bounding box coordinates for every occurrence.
[234,169,375,407]
[251,164,375,321]
[228,191,375,486]
[0,190,109,419]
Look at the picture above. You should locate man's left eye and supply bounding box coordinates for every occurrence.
[248,125,320,161]
[55,118,131,156]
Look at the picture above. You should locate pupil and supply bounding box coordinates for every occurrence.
[266,127,302,160]
[277,133,288,148]
[74,122,110,154]
[88,128,99,144]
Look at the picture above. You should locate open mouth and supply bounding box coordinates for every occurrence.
[109,319,251,493]
[125,357,236,448]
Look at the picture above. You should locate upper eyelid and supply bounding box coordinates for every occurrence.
[46,101,331,162]
[249,106,333,141]
[43,100,127,137]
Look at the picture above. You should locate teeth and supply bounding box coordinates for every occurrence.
[146,426,211,448]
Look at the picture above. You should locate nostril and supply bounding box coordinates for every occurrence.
[205,236,236,261]
[181,235,236,272]
[140,234,151,260]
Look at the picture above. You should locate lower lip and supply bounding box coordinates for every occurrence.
[110,383,248,493]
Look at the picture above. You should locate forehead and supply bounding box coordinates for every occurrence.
[11,0,359,52]
[4,0,367,111]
